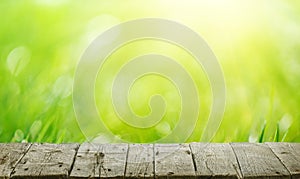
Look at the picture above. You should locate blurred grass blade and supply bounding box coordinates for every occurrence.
[279,114,292,142]
[52,75,73,98]
[273,122,280,142]
[56,130,66,143]
[6,46,31,76]
[30,120,42,140]
[258,121,266,143]
[11,129,24,142]
[281,130,289,142]
[36,115,56,142]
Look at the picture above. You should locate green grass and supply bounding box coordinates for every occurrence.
[0,0,300,143]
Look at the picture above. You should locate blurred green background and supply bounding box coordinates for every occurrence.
[1,0,300,143]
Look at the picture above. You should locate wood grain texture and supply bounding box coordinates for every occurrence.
[190,143,242,179]
[69,143,101,179]
[11,143,79,179]
[0,143,31,179]
[125,144,154,178]
[267,142,300,179]
[231,143,290,179]
[154,144,195,179]
[99,143,128,179]
[1,142,299,178]
[70,143,128,179]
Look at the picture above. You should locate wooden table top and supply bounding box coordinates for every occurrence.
[0,142,299,178]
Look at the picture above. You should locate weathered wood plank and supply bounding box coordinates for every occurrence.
[69,143,101,178]
[11,143,79,179]
[70,143,128,179]
[267,142,300,179]
[154,144,195,178]
[125,144,154,178]
[231,143,290,178]
[0,142,298,178]
[190,143,242,178]
[0,143,31,179]
[99,143,128,178]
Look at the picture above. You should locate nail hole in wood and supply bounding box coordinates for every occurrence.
[167,172,174,175]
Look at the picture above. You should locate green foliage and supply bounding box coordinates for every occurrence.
[0,0,300,143]
[258,121,266,143]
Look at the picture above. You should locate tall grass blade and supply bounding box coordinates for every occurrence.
[273,122,280,142]
[259,122,266,143]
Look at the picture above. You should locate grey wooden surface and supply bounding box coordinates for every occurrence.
[154,144,195,178]
[69,143,100,178]
[0,143,299,178]
[11,143,79,179]
[99,143,128,178]
[190,143,242,178]
[126,144,154,178]
[231,143,290,179]
[0,143,31,179]
[267,142,300,179]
